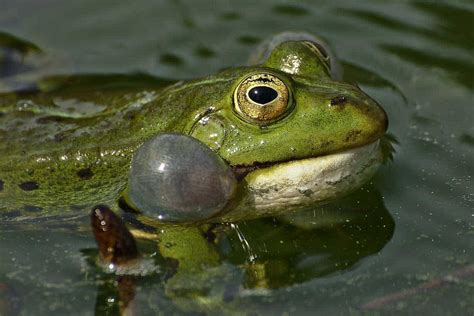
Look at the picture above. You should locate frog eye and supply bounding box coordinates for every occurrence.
[233,73,291,125]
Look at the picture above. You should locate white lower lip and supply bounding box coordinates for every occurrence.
[218,140,383,222]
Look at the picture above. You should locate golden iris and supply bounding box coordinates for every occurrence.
[233,73,291,125]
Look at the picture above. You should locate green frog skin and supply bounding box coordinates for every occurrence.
[0,33,387,224]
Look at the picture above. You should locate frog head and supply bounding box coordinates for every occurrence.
[185,39,388,221]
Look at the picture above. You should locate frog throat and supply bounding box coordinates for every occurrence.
[221,140,383,221]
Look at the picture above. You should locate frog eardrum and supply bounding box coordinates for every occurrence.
[233,73,292,125]
[128,134,237,223]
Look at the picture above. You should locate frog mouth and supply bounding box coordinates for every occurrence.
[232,161,278,181]
[230,140,382,181]
[218,140,383,222]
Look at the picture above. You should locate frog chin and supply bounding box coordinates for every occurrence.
[221,140,383,222]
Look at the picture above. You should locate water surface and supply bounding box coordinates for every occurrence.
[1,0,473,315]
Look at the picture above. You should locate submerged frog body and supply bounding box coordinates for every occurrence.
[0,33,387,224]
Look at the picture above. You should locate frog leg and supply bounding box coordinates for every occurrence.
[90,205,138,315]
[93,274,136,316]
[126,215,229,312]
[158,226,248,314]
[91,204,235,313]
[90,204,140,264]
[242,260,291,289]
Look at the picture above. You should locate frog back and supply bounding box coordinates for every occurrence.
[0,81,204,218]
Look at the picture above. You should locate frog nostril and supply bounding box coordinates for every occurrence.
[330,96,347,106]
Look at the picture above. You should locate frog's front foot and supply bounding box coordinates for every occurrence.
[128,133,237,223]
[90,205,139,315]
[89,204,230,314]
[91,205,139,266]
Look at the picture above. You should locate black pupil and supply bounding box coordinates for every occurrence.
[248,86,278,105]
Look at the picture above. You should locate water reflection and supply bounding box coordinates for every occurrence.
[81,184,394,314]
[225,184,394,289]
[0,282,21,316]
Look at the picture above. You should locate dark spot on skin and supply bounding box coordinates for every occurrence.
[24,205,43,212]
[54,133,66,142]
[345,130,362,142]
[0,179,4,191]
[77,168,93,180]
[19,181,39,191]
[36,115,68,124]
[330,96,347,106]
[2,210,21,219]
[255,188,270,195]
[202,223,220,243]
[123,109,141,121]
[320,140,335,148]
[298,189,314,197]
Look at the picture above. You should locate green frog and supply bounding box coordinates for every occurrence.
[0,32,387,221]
[0,32,389,313]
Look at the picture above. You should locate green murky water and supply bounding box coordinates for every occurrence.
[1,0,473,315]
